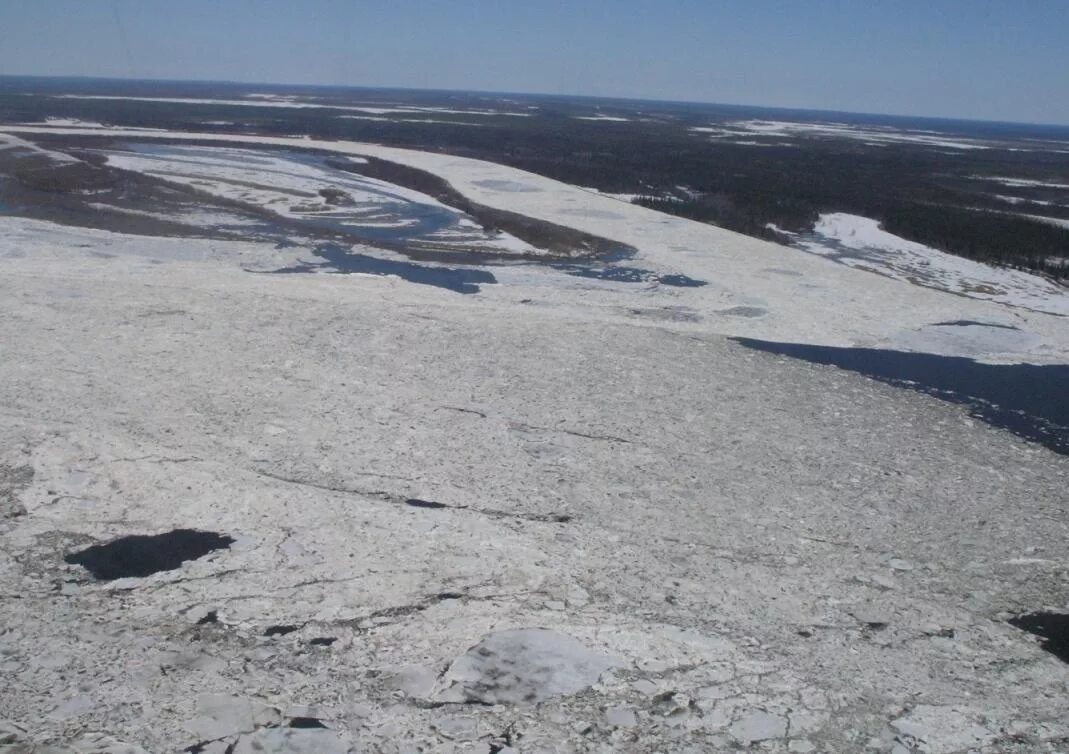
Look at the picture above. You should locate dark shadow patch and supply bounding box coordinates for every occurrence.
[732,338,1069,456]
[64,529,235,580]
[405,498,448,510]
[196,610,219,625]
[1009,613,1069,663]
[288,717,328,729]
[265,243,496,295]
[308,637,337,646]
[932,320,1020,330]
[264,624,300,637]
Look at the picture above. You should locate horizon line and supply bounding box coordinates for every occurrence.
[3,73,1069,131]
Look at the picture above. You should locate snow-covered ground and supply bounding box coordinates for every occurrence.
[0,132,80,163]
[776,213,1069,316]
[84,202,265,229]
[2,125,1067,364]
[103,145,433,217]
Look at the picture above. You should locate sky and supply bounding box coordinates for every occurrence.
[2,0,1068,125]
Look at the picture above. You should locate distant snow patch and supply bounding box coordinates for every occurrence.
[0,132,80,163]
[575,115,630,122]
[992,194,1058,206]
[976,176,1069,190]
[692,120,994,151]
[784,213,1069,315]
[336,115,484,126]
[1020,214,1069,230]
[41,117,108,128]
[53,95,531,118]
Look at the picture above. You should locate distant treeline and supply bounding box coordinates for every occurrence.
[881,205,1069,279]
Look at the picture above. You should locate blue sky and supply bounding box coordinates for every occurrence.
[2,1,1068,124]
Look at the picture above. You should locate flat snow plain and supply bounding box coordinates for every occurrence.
[1,127,1068,754]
